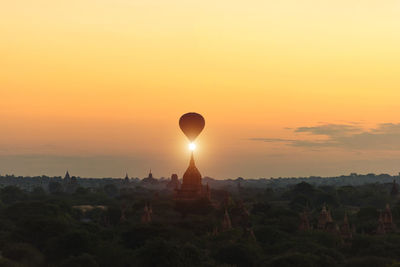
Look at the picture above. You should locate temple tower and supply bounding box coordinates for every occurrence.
[377,212,386,234]
[123,173,130,185]
[175,153,210,201]
[383,204,396,233]
[317,204,333,230]
[299,209,310,231]
[340,213,353,243]
[166,174,181,189]
[141,204,152,224]
[222,209,232,231]
[64,171,71,182]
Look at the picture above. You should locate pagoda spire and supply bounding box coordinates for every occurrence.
[189,152,196,167]
[299,208,310,231]
[222,209,232,231]
[124,173,130,184]
[141,203,152,224]
[340,212,352,242]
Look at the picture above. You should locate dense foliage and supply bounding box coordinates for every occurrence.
[0,181,400,266]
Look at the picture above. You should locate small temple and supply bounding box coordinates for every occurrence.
[142,170,158,184]
[317,204,333,230]
[377,204,396,234]
[299,209,311,231]
[174,153,210,201]
[123,173,130,184]
[340,213,353,244]
[141,204,152,224]
[221,209,232,231]
[166,174,181,189]
[63,170,78,193]
[64,171,70,182]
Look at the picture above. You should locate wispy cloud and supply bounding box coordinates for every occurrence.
[251,123,400,151]
[295,124,362,136]
[248,138,295,142]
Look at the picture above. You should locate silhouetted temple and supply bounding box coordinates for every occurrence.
[340,213,353,243]
[141,204,152,224]
[317,204,333,230]
[317,204,339,234]
[142,170,157,184]
[174,153,210,201]
[123,173,130,184]
[166,174,180,189]
[377,204,396,234]
[64,171,70,182]
[299,209,310,231]
[222,209,232,231]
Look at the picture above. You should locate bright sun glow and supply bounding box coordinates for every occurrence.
[189,143,196,151]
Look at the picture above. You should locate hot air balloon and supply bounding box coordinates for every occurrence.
[179,112,205,142]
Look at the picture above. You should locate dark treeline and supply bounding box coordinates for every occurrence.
[1,172,400,192]
[1,176,400,266]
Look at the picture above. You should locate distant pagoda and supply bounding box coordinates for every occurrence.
[142,170,158,184]
[123,173,130,185]
[141,204,152,224]
[64,171,71,182]
[221,209,232,231]
[299,209,311,232]
[174,153,210,201]
[317,204,333,230]
[377,204,396,234]
[166,173,180,189]
[340,213,353,244]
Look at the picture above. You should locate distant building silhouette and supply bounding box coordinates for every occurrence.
[123,173,130,185]
[299,209,311,232]
[317,204,339,234]
[141,204,152,224]
[166,174,180,189]
[142,170,158,184]
[223,191,233,208]
[222,209,232,231]
[377,212,386,235]
[340,213,353,244]
[317,204,333,230]
[64,171,70,182]
[377,204,396,234]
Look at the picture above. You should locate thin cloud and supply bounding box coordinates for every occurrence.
[249,138,295,143]
[294,124,362,136]
[251,123,400,151]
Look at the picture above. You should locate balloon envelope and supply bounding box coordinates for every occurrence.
[179,113,205,142]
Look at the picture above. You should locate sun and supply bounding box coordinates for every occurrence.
[189,143,196,151]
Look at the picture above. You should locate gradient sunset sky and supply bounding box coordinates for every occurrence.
[1,0,400,178]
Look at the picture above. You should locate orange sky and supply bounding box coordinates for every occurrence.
[1,0,400,178]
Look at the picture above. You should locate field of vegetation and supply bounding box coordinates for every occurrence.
[0,181,400,266]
